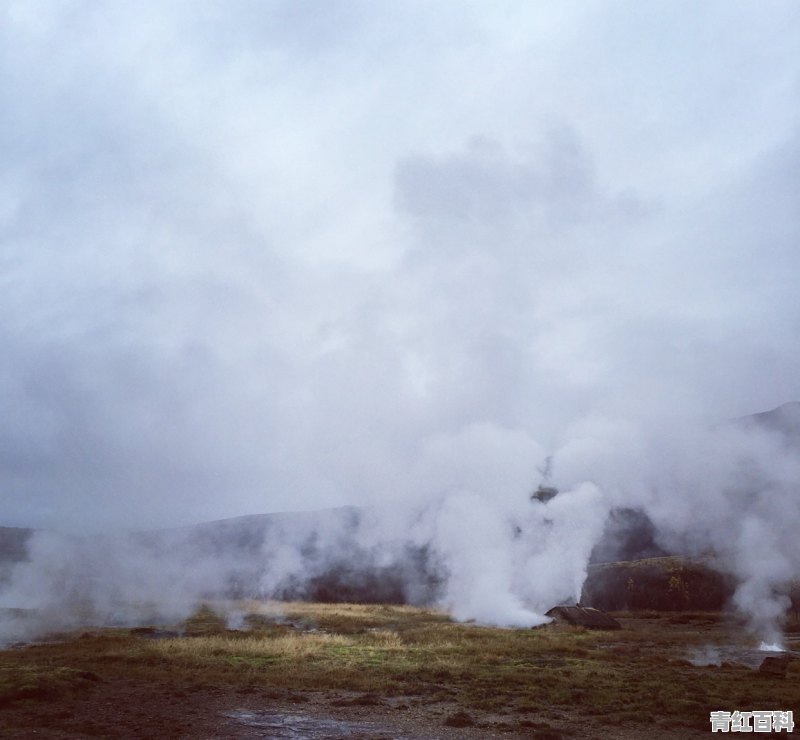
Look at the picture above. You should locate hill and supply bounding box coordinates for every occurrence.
[740,400,800,440]
[2,403,797,611]
[0,527,31,563]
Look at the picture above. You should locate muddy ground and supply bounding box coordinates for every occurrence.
[0,678,699,739]
[1,613,796,739]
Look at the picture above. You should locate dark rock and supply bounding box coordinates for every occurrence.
[758,653,790,677]
[545,605,621,630]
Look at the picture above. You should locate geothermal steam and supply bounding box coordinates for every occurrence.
[1,409,798,644]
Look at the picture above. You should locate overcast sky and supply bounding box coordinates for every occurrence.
[1,1,799,532]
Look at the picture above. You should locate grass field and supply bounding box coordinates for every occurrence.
[1,603,798,738]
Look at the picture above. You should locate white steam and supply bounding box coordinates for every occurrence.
[1,409,798,645]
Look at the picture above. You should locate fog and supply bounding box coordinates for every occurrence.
[1,2,799,639]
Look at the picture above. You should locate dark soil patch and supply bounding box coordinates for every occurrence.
[444,709,475,727]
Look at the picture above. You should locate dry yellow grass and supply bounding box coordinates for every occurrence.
[1,603,799,736]
[155,631,354,659]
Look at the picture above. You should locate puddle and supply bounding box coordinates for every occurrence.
[224,709,410,739]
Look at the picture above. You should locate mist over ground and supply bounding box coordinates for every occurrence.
[1,3,799,638]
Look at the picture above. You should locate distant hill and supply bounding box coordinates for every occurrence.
[582,556,735,611]
[2,403,797,610]
[0,527,32,564]
[739,401,800,440]
[0,527,33,588]
[589,401,800,564]
[589,507,670,564]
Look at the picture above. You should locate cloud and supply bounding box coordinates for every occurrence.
[0,0,797,548]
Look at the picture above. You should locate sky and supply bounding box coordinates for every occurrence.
[1,0,799,532]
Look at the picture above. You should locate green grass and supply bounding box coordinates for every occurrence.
[1,602,798,734]
[0,663,101,706]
